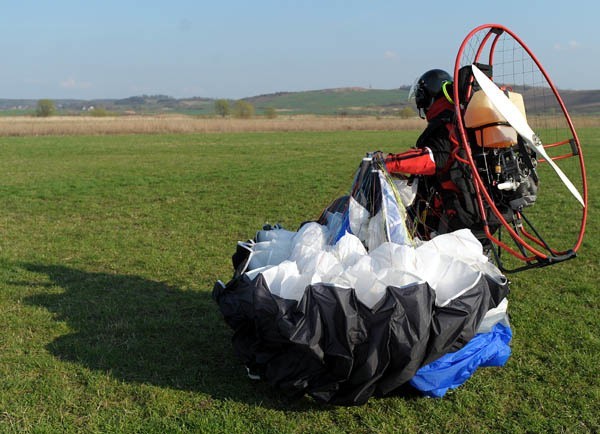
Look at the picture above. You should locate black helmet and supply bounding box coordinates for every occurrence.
[409,69,453,115]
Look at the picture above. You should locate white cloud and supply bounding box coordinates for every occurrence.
[384,50,398,59]
[554,40,581,51]
[60,78,92,89]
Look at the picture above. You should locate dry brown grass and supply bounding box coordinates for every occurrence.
[0,115,427,136]
[527,115,600,130]
[570,115,600,129]
[2,114,597,137]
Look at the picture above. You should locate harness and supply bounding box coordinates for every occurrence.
[416,109,481,232]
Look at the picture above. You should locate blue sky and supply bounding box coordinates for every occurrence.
[1,1,597,99]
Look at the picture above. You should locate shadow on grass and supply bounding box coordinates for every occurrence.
[22,263,317,410]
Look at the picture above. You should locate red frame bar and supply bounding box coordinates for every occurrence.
[453,24,588,264]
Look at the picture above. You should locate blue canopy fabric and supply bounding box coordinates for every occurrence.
[410,322,512,397]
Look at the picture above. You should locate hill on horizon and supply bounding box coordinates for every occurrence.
[1,86,599,116]
[242,86,412,115]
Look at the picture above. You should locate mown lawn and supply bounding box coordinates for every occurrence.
[0,130,597,433]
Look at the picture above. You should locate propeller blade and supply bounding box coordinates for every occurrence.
[471,64,585,207]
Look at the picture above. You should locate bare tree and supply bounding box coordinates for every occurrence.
[233,100,254,119]
[214,99,230,117]
[36,99,56,117]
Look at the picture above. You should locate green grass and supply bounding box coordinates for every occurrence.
[0,130,597,433]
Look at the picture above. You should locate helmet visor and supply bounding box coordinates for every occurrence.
[407,76,419,102]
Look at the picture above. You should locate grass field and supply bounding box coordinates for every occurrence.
[0,129,597,433]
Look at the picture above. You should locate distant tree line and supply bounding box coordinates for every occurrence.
[33,99,119,117]
[28,95,413,119]
[214,99,276,119]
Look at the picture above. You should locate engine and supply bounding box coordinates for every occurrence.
[474,141,539,216]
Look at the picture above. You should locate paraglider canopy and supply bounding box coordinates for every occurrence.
[213,153,510,404]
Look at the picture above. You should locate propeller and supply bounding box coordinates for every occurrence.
[471,64,585,207]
